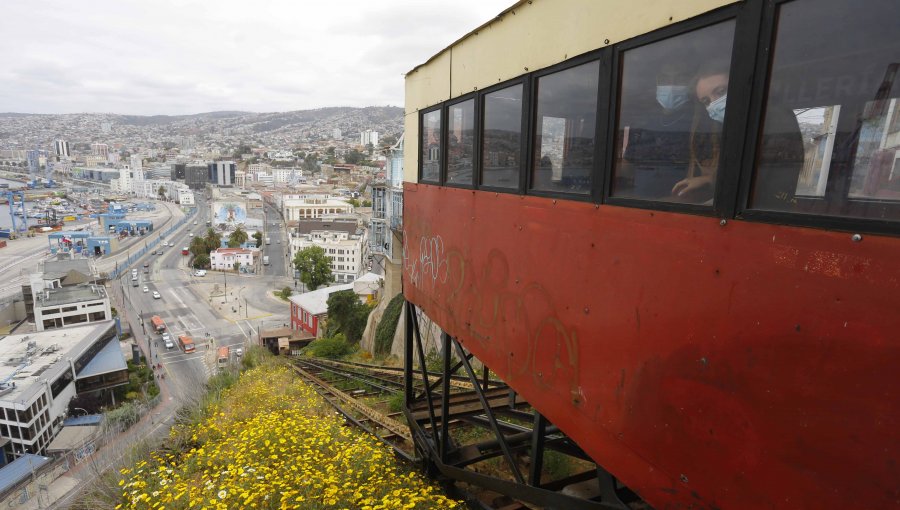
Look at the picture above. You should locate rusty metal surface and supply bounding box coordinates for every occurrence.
[402,183,900,510]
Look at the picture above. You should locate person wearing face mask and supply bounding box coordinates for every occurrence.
[618,61,698,200]
[672,61,804,206]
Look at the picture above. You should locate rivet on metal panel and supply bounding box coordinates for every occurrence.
[680,474,689,483]
[719,219,727,226]
[517,225,522,231]
[583,307,589,314]
[794,324,801,332]
[669,16,674,21]
[524,67,529,71]
[471,216,475,221]
[604,39,610,45]
[537,372,543,378]
[515,278,519,284]
[851,233,863,242]
[699,357,708,367]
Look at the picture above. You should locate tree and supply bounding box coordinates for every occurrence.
[189,237,209,258]
[252,231,263,248]
[228,226,248,248]
[293,246,332,291]
[192,254,210,269]
[233,261,241,272]
[326,290,373,343]
[204,228,222,252]
[157,186,166,199]
[344,150,364,165]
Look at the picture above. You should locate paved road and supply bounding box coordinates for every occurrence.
[261,201,290,278]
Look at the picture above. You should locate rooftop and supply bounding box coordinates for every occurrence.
[0,321,117,403]
[288,283,354,316]
[35,284,107,308]
[295,219,358,235]
[0,454,51,495]
[41,258,94,281]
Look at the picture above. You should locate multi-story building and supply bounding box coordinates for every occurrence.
[170,163,186,181]
[53,140,70,160]
[290,219,364,283]
[282,196,353,221]
[370,134,404,298]
[177,188,195,205]
[0,321,129,460]
[90,143,109,158]
[273,168,302,184]
[332,128,342,141]
[360,130,379,147]
[288,283,353,338]
[32,283,111,332]
[209,247,257,271]
[208,161,236,186]
[185,164,207,190]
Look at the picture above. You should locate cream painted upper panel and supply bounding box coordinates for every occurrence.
[405,0,737,106]
[403,112,420,183]
[405,51,453,114]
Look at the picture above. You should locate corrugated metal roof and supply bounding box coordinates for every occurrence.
[0,454,51,495]
[76,338,127,379]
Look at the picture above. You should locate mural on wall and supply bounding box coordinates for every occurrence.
[213,201,247,225]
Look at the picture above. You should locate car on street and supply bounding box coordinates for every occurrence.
[152,291,161,299]
[143,286,149,293]
[162,333,173,349]
[194,270,207,277]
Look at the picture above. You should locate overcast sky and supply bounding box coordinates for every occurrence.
[0,0,513,115]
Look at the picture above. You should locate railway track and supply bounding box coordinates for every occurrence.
[289,357,535,510]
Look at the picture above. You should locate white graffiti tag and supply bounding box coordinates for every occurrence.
[405,235,449,288]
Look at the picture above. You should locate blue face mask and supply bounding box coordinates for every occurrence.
[656,85,690,111]
[706,94,727,123]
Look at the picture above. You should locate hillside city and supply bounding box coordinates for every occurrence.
[0,105,412,508]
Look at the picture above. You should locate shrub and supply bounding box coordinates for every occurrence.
[307,333,355,359]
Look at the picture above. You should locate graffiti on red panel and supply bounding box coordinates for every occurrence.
[405,230,584,409]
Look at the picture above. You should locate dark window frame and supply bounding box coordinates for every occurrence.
[735,0,900,236]
[477,76,531,194]
[443,92,479,189]
[527,51,606,203]
[418,105,443,185]
[602,3,746,217]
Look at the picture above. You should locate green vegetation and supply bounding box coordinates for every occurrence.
[293,245,332,290]
[227,226,248,248]
[251,231,262,248]
[191,253,209,269]
[374,293,404,357]
[387,393,404,413]
[306,333,356,359]
[274,286,292,301]
[326,290,374,343]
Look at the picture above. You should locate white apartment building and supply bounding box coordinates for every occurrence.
[273,168,302,184]
[33,284,111,332]
[282,196,354,221]
[256,173,274,186]
[360,130,379,146]
[210,248,258,271]
[248,163,272,175]
[177,188,195,205]
[290,220,365,283]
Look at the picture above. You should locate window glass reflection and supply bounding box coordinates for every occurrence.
[482,84,523,188]
[751,0,900,219]
[612,21,735,204]
[531,61,599,195]
[421,109,441,182]
[447,99,475,185]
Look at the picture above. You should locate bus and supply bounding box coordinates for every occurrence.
[216,346,230,368]
[401,1,900,510]
[177,335,195,353]
[150,315,165,333]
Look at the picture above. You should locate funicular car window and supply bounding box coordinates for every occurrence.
[421,109,442,183]
[611,21,736,205]
[531,61,599,195]
[446,99,475,185]
[482,84,523,189]
[750,0,900,220]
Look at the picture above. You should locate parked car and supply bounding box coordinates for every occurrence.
[194,270,207,277]
[152,291,161,299]
[143,286,149,293]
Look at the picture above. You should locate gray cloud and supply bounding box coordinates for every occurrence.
[0,0,512,115]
